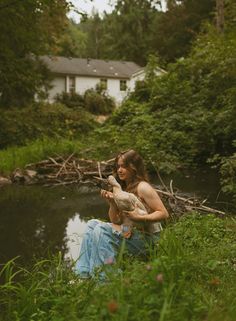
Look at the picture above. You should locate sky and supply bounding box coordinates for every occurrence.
[68,0,114,22]
[68,0,166,22]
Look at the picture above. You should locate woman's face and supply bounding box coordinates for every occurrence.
[117,157,133,183]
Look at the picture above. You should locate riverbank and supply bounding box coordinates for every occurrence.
[1,213,235,321]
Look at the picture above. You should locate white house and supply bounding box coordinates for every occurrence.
[41,56,165,104]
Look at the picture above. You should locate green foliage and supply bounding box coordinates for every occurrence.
[210,146,236,203]
[76,27,236,200]
[56,20,88,57]
[220,153,236,201]
[55,92,85,108]
[151,0,216,62]
[79,13,106,59]
[77,0,159,65]
[84,89,115,115]
[0,0,69,107]
[0,103,97,149]
[55,90,115,115]
[71,0,218,65]
[0,214,235,321]
[0,138,87,174]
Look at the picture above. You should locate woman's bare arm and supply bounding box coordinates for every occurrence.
[124,182,169,222]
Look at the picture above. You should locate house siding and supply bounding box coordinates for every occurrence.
[49,75,129,104]
[48,77,66,102]
[129,71,145,92]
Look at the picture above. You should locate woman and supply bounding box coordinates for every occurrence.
[75,149,169,279]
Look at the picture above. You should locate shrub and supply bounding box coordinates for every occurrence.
[84,89,115,115]
[55,92,85,108]
[0,103,97,149]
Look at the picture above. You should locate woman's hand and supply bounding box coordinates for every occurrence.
[123,205,144,222]
[100,189,114,202]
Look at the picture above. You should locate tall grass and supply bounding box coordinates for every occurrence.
[0,137,86,174]
[0,214,235,321]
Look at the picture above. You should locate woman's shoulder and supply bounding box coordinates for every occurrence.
[137,181,154,195]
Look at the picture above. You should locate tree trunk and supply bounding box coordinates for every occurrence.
[216,0,224,32]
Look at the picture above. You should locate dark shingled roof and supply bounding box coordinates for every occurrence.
[41,56,143,79]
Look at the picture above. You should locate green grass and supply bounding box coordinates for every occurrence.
[0,213,235,321]
[0,137,87,174]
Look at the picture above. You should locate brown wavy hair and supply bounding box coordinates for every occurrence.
[113,149,149,194]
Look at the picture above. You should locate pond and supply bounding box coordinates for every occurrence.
[0,169,229,267]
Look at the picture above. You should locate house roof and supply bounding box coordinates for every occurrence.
[40,56,143,79]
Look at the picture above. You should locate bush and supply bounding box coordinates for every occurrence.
[55,92,85,108]
[84,89,115,115]
[0,103,97,149]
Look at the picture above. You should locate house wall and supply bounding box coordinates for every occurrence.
[129,72,145,92]
[48,75,130,105]
[74,76,98,94]
[75,76,129,104]
[129,69,165,92]
[48,77,66,102]
[106,78,130,104]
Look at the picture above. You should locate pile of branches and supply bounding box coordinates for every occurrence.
[9,153,226,216]
[152,165,226,217]
[11,153,114,187]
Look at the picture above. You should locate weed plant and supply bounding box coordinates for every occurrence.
[0,213,235,321]
[0,137,86,174]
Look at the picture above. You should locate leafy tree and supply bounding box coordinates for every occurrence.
[79,12,106,59]
[91,0,161,65]
[56,20,88,57]
[151,0,216,62]
[0,0,69,108]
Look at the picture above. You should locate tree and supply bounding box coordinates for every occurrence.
[83,0,159,65]
[56,20,88,57]
[216,0,224,32]
[0,0,69,108]
[151,0,216,62]
[79,12,105,59]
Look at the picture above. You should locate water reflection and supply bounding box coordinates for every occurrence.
[64,213,87,261]
[0,185,108,266]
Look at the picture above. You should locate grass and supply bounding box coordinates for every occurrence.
[0,213,235,321]
[0,132,119,175]
[0,137,87,175]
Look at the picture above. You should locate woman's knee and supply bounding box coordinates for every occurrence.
[86,219,101,231]
[93,222,113,241]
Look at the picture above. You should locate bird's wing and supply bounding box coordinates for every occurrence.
[129,193,147,212]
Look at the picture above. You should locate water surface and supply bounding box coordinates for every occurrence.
[0,184,108,266]
[0,170,228,267]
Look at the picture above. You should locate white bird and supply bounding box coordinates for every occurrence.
[107,175,148,238]
[107,175,147,214]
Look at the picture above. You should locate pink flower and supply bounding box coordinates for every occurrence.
[107,300,119,313]
[104,257,114,265]
[146,264,152,271]
[156,273,164,283]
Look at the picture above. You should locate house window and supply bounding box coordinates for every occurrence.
[69,76,76,93]
[100,78,107,90]
[120,80,127,91]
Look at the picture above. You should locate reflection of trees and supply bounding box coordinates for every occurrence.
[0,185,108,266]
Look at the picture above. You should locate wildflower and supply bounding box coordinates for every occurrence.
[146,264,152,271]
[209,277,220,286]
[107,300,119,313]
[156,273,164,283]
[104,257,114,265]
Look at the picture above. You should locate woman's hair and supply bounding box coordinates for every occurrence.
[113,149,149,193]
